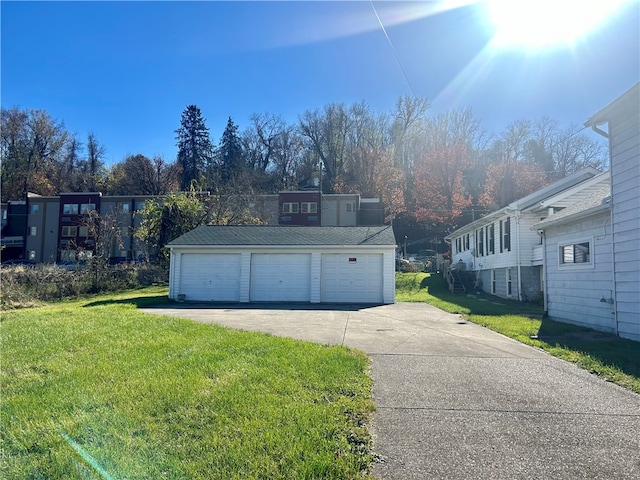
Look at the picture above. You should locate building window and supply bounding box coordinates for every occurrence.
[79,226,89,237]
[488,224,495,254]
[478,229,484,256]
[29,226,37,236]
[507,268,513,296]
[29,250,36,260]
[346,202,355,213]
[282,202,298,214]
[121,203,130,213]
[2,209,7,220]
[502,217,511,252]
[61,226,78,237]
[301,202,317,214]
[80,203,96,214]
[63,204,79,214]
[30,204,39,214]
[135,203,145,211]
[465,234,470,251]
[560,241,591,265]
[491,270,496,294]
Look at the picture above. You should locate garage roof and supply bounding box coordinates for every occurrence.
[168,225,396,246]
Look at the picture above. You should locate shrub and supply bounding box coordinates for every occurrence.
[0,263,169,308]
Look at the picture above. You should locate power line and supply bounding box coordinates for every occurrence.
[369,1,418,98]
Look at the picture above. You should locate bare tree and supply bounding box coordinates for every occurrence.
[298,103,351,189]
[0,107,68,201]
[85,132,106,191]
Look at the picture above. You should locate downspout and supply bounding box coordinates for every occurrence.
[593,123,617,334]
[541,229,548,315]
[608,208,620,336]
[515,211,522,302]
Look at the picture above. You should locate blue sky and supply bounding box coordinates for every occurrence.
[2,1,639,165]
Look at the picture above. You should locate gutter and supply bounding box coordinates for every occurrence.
[590,124,609,139]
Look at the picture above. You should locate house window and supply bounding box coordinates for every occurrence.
[507,268,513,296]
[29,250,36,260]
[63,204,79,214]
[465,234,470,251]
[346,202,355,213]
[478,229,484,256]
[80,203,96,214]
[503,217,511,252]
[488,224,495,254]
[301,202,317,214]
[2,209,7,220]
[136,202,145,211]
[491,270,496,294]
[79,226,90,237]
[29,226,37,236]
[30,204,39,214]
[282,202,298,214]
[61,226,78,237]
[121,203,130,213]
[560,241,591,265]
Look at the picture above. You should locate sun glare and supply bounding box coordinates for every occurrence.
[485,0,630,48]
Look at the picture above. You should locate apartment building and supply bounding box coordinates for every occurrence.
[2,191,384,263]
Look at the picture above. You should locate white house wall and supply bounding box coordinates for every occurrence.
[610,94,640,341]
[544,210,616,333]
[450,213,543,300]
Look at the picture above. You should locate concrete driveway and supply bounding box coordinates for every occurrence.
[141,302,640,479]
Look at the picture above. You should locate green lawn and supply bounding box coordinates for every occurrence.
[1,287,375,479]
[397,272,640,394]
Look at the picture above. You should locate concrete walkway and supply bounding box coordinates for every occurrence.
[141,302,640,479]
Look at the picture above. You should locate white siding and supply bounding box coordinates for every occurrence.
[610,102,640,341]
[544,211,616,333]
[450,213,543,299]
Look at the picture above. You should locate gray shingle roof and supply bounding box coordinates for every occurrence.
[168,225,396,247]
[535,182,611,227]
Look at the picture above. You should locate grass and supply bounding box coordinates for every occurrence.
[396,272,640,394]
[1,287,375,479]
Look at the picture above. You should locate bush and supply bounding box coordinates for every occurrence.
[0,263,169,308]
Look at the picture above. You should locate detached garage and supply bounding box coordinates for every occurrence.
[167,225,396,304]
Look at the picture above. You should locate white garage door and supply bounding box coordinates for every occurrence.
[250,254,311,302]
[179,253,241,302]
[321,254,383,303]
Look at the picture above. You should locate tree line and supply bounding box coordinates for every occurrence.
[1,100,607,244]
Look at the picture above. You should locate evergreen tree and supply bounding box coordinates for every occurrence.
[175,105,213,191]
[217,116,244,183]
